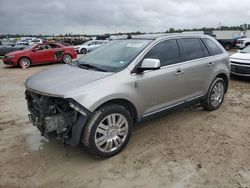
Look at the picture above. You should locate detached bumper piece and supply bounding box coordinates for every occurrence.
[231,62,250,77]
[25,90,87,146]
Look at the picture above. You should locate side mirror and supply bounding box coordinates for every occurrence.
[137,58,161,72]
[32,49,37,52]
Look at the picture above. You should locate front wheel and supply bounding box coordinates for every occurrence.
[202,77,226,111]
[82,104,133,158]
[19,57,31,68]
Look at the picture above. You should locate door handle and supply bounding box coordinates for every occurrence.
[175,68,184,76]
[208,62,215,67]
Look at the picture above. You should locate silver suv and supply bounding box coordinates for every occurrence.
[25,34,230,158]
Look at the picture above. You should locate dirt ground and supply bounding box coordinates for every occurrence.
[0,56,250,188]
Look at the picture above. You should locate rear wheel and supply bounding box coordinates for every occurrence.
[62,54,72,64]
[81,48,87,54]
[82,104,133,158]
[224,43,231,51]
[19,57,31,68]
[202,77,225,111]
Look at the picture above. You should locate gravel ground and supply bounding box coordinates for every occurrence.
[0,54,250,188]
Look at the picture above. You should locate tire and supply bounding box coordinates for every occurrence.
[62,54,72,64]
[19,57,31,68]
[81,48,87,54]
[224,43,231,51]
[82,104,133,158]
[201,77,226,111]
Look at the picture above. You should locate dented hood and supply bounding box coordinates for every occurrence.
[25,65,112,97]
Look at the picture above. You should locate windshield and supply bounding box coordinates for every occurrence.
[82,40,93,45]
[77,39,151,72]
[241,45,250,53]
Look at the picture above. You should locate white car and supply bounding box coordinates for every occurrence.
[74,40,107,54]
[230,46,250,77]
[16,40,29,46]
[29,38,43,45]
[236,38,250,49]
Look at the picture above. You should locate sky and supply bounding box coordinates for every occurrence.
[0,0,250,35]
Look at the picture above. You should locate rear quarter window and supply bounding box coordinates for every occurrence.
[203,38,223,56]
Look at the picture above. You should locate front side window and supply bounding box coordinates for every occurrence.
[143,39,181,66]
[203,38,223,56]
[180,38,204,61]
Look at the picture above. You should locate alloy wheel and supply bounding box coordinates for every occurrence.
[94,113,129,153]
[211,81,225,108]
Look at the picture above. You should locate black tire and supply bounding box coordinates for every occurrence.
[224,43,231,51]
[82,104,133,158]
[81,48,87,54]
[202,77,226,111]
[18,57,31,68]
[62,54,72,64]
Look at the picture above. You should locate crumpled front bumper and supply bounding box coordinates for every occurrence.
[26,90,89,146]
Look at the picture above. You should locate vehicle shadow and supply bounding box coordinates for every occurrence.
[230,75,250,82]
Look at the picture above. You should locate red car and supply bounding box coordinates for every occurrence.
[3,42,77,68]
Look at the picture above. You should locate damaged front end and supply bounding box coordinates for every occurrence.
[25,90,88,146]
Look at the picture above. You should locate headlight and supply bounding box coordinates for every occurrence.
[6,55,15,59]
[74,47,79,49]
[69,102,87,116]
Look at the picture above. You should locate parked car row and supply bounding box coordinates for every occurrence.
[0,41,26,56]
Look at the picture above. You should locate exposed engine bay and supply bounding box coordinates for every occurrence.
[25,90,79,145]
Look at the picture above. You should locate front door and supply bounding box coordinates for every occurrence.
[135,39,187,116]
[30,44,54,64]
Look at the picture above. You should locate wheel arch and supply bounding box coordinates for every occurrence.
[216,73,229,92]
[94,98,138,124]
[18,56,32,66]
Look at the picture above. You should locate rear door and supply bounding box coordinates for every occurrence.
[177,38,210,99]
[49,43,65,61]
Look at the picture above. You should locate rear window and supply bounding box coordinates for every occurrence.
[203,38,223,56]
[180,38,204,61]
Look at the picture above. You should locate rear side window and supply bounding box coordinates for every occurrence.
[144,39,181,66]
[180,38,204,61]
[203,38,223,56]
[200,40,210,57]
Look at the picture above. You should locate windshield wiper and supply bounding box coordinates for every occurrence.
[78,62,107,72]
